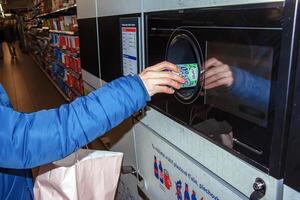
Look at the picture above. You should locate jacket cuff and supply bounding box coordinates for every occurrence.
[133,75,151,102]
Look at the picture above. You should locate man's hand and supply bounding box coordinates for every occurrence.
[202,58,234,90]
[139,61,186,96]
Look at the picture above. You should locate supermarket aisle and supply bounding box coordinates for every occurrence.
[0,42,66,112]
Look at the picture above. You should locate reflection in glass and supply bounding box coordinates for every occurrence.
[206,42,273,127]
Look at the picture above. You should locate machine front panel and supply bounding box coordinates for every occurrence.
[146,3,284,170]
[143,0,284,12]
[134,123,248,200]
[139,109,283,200]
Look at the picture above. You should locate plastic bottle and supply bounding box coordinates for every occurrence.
[158,161,164,184]
[184,183,190,200]
[154,156,159,179]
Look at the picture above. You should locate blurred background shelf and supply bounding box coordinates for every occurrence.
[36,4,77,19]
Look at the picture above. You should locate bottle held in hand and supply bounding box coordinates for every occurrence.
[176,63,199,88]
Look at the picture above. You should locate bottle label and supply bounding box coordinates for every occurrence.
[177,63,199,88]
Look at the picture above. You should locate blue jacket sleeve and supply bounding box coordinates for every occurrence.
[0,75,149,169]
[228,66,270,111]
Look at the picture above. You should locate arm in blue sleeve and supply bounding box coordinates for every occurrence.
[0,75,150,169]
[228,66,270,111]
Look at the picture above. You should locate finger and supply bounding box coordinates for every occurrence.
[149,61,180,73]
[204,71,232,85]
[154,85,175,95]
[203,64,230,80]
[145,71,185,84]
[151,78,182,89]
[205,77,234,89]
[204,58,223,69]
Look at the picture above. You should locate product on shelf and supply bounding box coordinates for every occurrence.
[50,33,80,53]
[51,61,83,99]
[26,5,82,101]
[51,0,76,12]
[53,48,81,72]
[50,15,78,32]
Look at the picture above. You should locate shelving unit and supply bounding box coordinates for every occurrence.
[36,4,77,19]
[54,60,81,79]
[31,54,71,101]
[25,1,83,102]
[49,29,77,35]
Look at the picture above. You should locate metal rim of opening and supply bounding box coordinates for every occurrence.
[165,28,204,104]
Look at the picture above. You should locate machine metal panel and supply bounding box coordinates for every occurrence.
[77,0,102,90]
[77,0,97,19]
[139,108,283,199]
[98,15,142,82]
[98,0,141,17]
[82,69,102,91]
[134,122,248,200]
[143,0,284,12]
[283,185,300,200]
[283,20,300,194]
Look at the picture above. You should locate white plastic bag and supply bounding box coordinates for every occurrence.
[33,149,123,200]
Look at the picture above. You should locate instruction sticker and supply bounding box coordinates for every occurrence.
[122,26,138,76]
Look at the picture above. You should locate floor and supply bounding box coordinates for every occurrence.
[0,42,66,112]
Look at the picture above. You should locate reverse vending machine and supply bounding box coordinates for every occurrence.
[133,0,300,200]
[77,0,300,199]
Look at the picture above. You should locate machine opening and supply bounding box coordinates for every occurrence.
[166,30,204,104]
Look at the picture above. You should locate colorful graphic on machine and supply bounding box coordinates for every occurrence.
[154,156,172,190]
[175,180,182,200]
[152,143,220,200]
[154,156,159,179]
[154,155,207,200]
[176,63,199,88]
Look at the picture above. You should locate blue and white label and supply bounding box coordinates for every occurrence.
[122,26,138,76]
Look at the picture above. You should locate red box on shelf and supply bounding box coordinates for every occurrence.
[66,72,74,87]
[74,79,84,95]
[67,36,73,51]
[69,57,74,70]
[59,35,67,49]
[72,57,81,73]
[64,54,70,68]
[75,37,80,51]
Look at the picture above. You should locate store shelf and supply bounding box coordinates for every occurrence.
[30,54,71,102]
[37,4,77,19]
[54,60,81,79]
[36,27,50,31]
[26,3,83,101]
[49,29,78,35]
[50,45,80,56]
[36,36,51,40]
[70,87,82,97]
